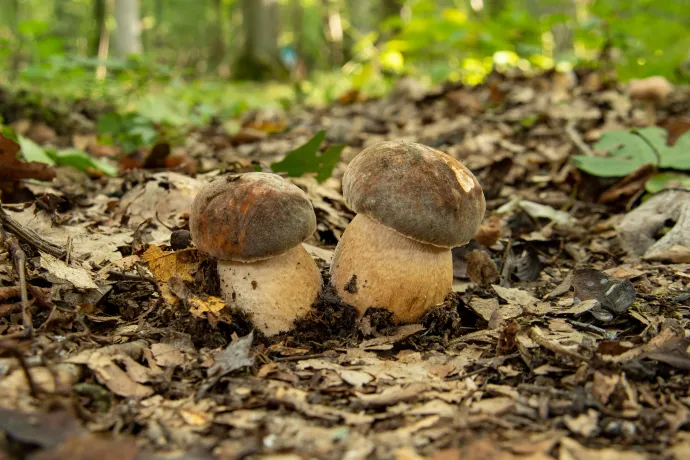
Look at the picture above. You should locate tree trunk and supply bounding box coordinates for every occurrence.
[10,0,20,80]
[323,0,344,67]
[114,0,143,57]
[89,0,107,56]
[233,0,286,80]
[209,0,226,68]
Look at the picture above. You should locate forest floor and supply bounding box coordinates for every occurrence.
[1,69,690,460]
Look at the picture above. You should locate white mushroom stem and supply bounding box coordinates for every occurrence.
[218,244,322,336]
[330,214,452,323]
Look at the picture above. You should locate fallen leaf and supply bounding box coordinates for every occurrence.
[40,252,99,290]
[0,132,56,182]
[141,245,198,305]
[150,343,185,367]
[207,332,255,380]
[492,285,538,309]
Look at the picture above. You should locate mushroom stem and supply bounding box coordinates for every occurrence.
[218,245,321,336]
[330,214,452,322]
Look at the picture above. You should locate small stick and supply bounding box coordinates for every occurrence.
[0,229,33,336]
[0,207,66,259]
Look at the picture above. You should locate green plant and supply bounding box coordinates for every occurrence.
[270,130,344,183]
[572,126,690,192]
[16,133,117,176]
[97,112,158,153]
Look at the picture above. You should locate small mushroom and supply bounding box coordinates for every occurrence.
[330,141,486,322]
[627,76,673,125]
[190,172,322,336]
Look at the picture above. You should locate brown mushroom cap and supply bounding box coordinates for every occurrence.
[190,172,316,262]
[628,76,673,102]
[342,141,486,248]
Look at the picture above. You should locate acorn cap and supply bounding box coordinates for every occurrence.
[190,172,316,262]
[342,141,485,248]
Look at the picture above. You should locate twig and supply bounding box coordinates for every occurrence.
[0,207,66,258]
[0,229,33,336]
[565,121,594,156]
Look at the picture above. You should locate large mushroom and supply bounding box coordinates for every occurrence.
[190,172,322,336]
[330,141,486,323]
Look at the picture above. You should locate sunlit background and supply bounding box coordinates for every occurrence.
[1,0,689,115]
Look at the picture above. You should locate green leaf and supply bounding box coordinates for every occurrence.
[18,136,56,166]
[570,155,644,177]
[270,130,344,183]
[52,149,118,177]
[572,127,690,178]
[658,131,690,170]
[645,173,690,194]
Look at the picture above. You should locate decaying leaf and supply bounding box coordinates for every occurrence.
[141,245,198,305]
[207,332,255,380]
[39,252,99,290]
[617,190,690,260]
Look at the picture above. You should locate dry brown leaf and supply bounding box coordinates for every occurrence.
[150,343,185,367]
[470,396,515,416]
[88,354,154,399]
[0,133,56,182]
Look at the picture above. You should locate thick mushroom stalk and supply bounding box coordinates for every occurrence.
[330,141,485,323]
[219,244,321,336]
[330,214,452,322]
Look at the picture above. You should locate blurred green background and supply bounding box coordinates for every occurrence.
[1,0,689,115]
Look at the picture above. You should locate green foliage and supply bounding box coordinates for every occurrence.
[572,127,690,193]
[270,130,344,183]
[98,112,158,153]
[645,173,690,194]
[10,131,118,176]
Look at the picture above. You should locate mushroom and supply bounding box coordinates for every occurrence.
[627,76,673,125]
[330,141,486,323]
[190,172,322,336]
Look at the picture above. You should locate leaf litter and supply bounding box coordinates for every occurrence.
[1,69,690,459]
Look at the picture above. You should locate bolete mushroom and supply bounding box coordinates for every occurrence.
[190,172,322,336]
[330,141,486,323]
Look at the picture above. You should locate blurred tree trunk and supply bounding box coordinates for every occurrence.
[10,0,20,80]
[323,0,344,67]
[114,0,143,57]
[209,0,226,68]
[89,0,107,56]
[234,0,287,80]
[290,0,307,78]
